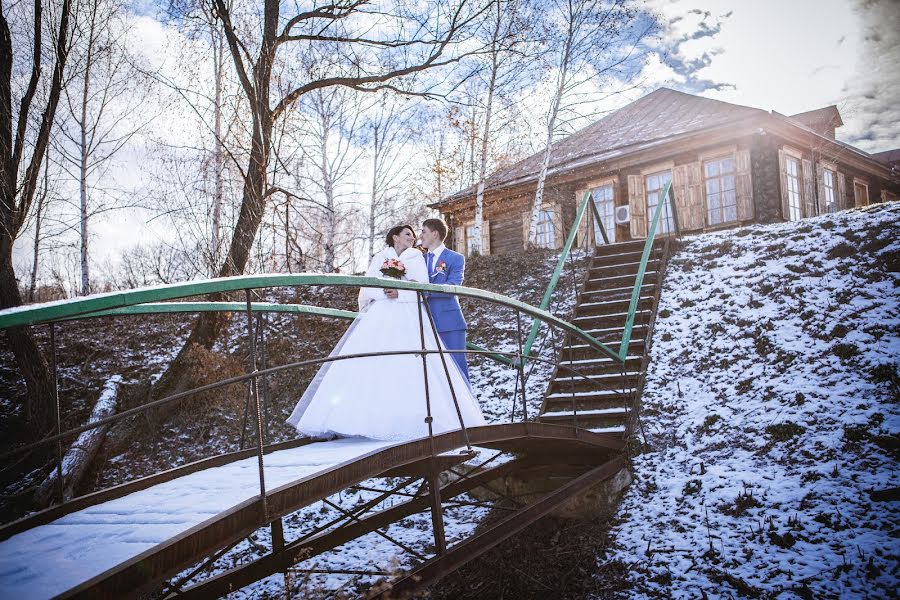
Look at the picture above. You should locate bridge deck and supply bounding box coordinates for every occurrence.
[0,424,621,599]
[0,438,393,599]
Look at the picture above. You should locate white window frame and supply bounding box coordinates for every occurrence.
[645,170,674,234]
[784,155,802,221]
[589,182,616,244]
[703,155,738,226]
[534,208,556,248]
[822,166,837,213]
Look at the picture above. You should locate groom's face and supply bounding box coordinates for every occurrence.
[421,226,439,249]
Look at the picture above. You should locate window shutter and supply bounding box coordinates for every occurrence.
[836,171,846,211]
[672,165,691,230]
[802,158,816,217]
[454,226,465,253]
[575,190,591,247]
[628,174,647,238]
[522,211,531,248]
[735,150,753,221]
[551,203,563,249]
[778,149,790,221]
[480,219,490,255]
[686,161,705,229]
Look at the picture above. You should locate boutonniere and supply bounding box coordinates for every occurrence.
[435,261,447,274]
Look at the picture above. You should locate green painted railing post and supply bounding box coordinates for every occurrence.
[618,181,672,361]
[521,190,593,364]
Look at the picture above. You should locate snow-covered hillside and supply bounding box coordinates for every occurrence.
[608,202,899,598]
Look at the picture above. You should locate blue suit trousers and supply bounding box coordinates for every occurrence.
[438,329,470,385]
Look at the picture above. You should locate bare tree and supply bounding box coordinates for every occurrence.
[0,0,75,429]
[363,91,414,258]
[470,0,533,253]
[52,0,153,295]
[526,0,649,247]
[153,0,492,396]
[294,86,363,273]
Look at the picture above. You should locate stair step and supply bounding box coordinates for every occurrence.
[541,407,628,419]
[545,389,629,400]
[594,240,659,256]
[552,371,641,383]
[584,323,648,337]
[587,425,626,434]
[590,248,662,267]
[582,283,657,302]
[585,271,658,291]
[556,356,643,376]
[539,413,628,429]
[576,296,654,315]
[548,371,640,393]
[587,260,659,278]
[543,395,633,412]
[561,341,644,362]
[574,310,651,329]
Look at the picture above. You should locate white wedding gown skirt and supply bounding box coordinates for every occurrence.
[286,293,486,441]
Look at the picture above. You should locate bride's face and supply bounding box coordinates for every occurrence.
[393,227,415,251]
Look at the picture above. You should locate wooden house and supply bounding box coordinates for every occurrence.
[431,88,900,255]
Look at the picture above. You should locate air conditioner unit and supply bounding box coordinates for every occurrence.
[615,205,631,224]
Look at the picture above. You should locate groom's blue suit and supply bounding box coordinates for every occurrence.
[424,245,470,384]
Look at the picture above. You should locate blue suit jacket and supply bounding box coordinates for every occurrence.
[425,248,467,333]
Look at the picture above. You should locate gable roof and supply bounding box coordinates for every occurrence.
[872,148,900,167]
[788,105,843,128]
[440,88,766,204]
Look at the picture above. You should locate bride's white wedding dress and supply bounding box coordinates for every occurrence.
[286,246,486,441]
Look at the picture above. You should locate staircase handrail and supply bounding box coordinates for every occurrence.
[618,180,673,360]
[521,190,593,363]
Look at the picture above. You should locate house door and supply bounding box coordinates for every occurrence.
[645,170,675,235]
[591,184,616,244]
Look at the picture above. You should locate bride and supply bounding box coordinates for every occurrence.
[286,224,486,441]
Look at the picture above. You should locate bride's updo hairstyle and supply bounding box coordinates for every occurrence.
[385,224,416,248]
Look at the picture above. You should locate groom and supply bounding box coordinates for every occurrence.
[419,218,470,385]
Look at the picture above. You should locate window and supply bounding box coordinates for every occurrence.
[590,184,616,243]
[535,208,556,248]
[645,171,674,234]
[785,156,802,221]
[465,223,478,255]
[704,156,737,225]
[822,168,836,213]
[853,180,869,207]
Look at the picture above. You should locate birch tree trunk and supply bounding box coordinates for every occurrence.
[34,376,122,505]
[210,23,225,277]
[368,122,380,259]
[472,0,504,255]
[527,27,574,248]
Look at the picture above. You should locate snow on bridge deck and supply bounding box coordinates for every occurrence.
[0,437,394,599]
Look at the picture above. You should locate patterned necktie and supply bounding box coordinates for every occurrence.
[426,251,434,278]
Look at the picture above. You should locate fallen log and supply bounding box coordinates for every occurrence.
[34,375,122,506]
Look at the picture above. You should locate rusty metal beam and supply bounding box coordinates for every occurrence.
[366,455,627,599]
[168,456,532,599]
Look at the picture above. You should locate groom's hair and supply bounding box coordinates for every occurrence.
[422,218,448,241]
[385,224,416,247]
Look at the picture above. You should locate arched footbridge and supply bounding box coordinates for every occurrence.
[0,187,674,598]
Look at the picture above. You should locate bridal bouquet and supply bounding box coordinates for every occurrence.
[380,258,406,279]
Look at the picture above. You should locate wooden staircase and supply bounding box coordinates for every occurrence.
[539,239,668,435]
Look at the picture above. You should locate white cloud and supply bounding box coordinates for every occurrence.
[642,0,899,152]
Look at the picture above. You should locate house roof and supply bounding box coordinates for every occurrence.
[438,87,766,205]
[872,148,900,167]
[788,105,844,129]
